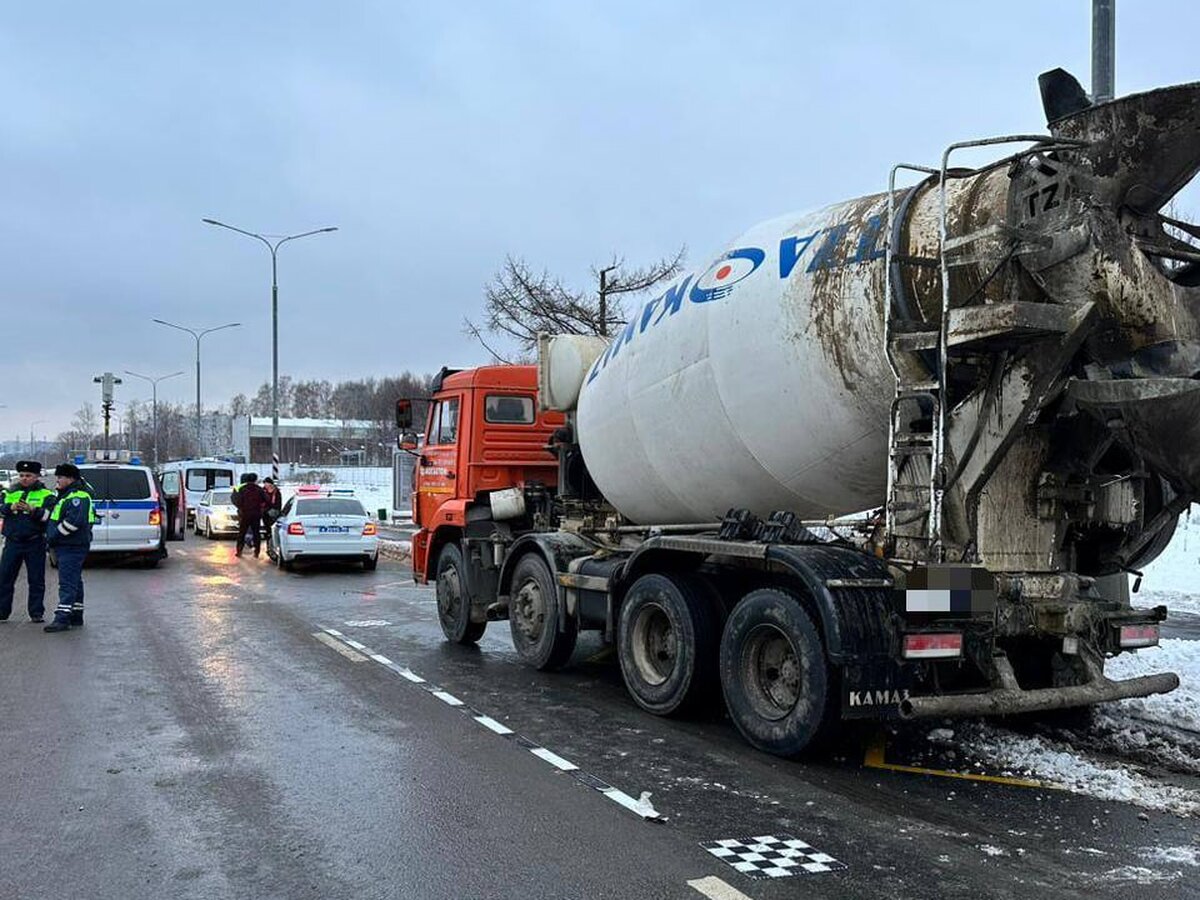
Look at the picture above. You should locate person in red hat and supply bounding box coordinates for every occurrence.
[0,460,56,622]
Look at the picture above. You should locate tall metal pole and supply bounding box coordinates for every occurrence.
[598,265,618,338]
[1092,0,1115,103]
[30,419,45,456]
[126,370,183,466]
[202,218,337,479]
[153,320,240,458]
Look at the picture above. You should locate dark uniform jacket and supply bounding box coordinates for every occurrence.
[47,479,95,549]
[233,483,268,519]
[0,480,55,542]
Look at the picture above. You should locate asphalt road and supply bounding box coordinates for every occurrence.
[0,539,1196,900]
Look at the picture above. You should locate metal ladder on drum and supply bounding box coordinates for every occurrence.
[883,135,1091,561]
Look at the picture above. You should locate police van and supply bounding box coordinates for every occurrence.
[70,450,168,567]
[157,458,238,538]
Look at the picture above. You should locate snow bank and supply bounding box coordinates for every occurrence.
[1140,509,1199,597]
[1105,639,1200,733]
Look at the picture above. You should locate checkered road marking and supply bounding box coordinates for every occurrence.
[700,835,846,879]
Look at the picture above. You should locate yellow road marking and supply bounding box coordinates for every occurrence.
[312,632,369,662]
[863,731,1049,789]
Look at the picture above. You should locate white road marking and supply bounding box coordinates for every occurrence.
[687,876,755,900]
[312,632,368,662]
[530,747,579,771]
[474,715,514,735]
[317,626,662,821]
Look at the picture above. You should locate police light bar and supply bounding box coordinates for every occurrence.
[1117,624,1159,649]
[88,449,134,463]
[902,632,964,660]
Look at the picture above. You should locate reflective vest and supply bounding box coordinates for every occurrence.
[3,487,55,508]
[50,490,97,524]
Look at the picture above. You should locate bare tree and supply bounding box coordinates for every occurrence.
[465,247,686,361]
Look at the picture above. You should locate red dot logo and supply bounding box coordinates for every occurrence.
[715,264,732,281]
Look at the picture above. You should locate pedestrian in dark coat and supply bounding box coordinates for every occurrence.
[260,478,283,542]
[233,473,267,558]
[0,460,56,622]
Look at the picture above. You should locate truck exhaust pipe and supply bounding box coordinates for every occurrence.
[899,672,1179,719]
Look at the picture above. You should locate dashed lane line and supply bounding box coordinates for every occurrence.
[687,875,755,899]
[312,632,369,662]
[316,627,662,821]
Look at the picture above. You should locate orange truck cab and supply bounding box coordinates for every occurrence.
[406,365,564,585]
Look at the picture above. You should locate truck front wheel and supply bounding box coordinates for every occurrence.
[509,553,576,670]
[618,572,720,715]
[437,544,485,645]
[720,588,836,757]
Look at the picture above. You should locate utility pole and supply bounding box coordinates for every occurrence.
[92,373,122,452]
[202,218,338,480]
[30,419,45,456]
[598,265,619,337]
[1092,0,1115,103]
[126,370,184,466]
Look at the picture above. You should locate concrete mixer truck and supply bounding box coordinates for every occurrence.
[399,69,1196,757]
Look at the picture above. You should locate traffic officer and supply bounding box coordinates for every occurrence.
[0,460,56,622]
[44,462,95,633]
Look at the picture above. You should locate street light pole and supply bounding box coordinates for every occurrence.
[125,370,184,466]
[202,218,337,478]
[152,320,240,456]
[30,419,45,456]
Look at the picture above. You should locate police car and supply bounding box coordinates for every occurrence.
[193,487,239,538]
[268,486,379,571]
[72,451,168,567]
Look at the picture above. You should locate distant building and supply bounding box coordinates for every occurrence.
[230,416,379,464]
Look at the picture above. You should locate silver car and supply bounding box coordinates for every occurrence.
[269,492,379,571]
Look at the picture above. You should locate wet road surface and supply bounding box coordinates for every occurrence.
[1,540,1196,899]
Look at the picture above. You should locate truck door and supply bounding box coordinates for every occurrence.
[415,395,462,527]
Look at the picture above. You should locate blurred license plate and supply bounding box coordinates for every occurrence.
[318,526,350,533]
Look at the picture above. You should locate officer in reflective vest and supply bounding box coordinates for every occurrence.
[44,463,95,633]
[0,460,56,622]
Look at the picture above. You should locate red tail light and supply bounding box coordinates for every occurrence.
[902,632,963,660]
[149,508,162,526]
[287,522,305,536]
[1118,624,1159,649]
[362,522,377,536]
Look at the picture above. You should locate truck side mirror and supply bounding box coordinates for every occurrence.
[398,431,420,453]
[396,398,413,430]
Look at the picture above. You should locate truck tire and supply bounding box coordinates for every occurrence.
[436,544,485,645]
[509,552,576,670]
[617,572,720,716]
[720,588,836,757]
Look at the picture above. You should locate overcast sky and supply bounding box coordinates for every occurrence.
[2,1,1198,441]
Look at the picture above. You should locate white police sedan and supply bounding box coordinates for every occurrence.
[268,489,379,571]
[193,487,239,538]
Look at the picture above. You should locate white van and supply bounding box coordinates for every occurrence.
[76,457,168,568]
[157,458,237,537]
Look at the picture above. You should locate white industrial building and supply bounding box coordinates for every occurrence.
[230,416,380,464]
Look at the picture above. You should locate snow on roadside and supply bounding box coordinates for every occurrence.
[948,720,1200,815]
[939,640,1200,815]
[1104,639,1200,733]
[1140,510,1199,598]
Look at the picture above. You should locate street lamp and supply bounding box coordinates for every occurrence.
[30,419,45,456]
[202,217,337,477]
[152,319,240,456]
[125,369,184,466]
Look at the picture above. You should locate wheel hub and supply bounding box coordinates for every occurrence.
[438,566,462,621]
[630,603,676,686]
[742,625,802,719]
[513,579,545,641]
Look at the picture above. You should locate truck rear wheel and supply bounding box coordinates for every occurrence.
[618,572,720,716]
[720,588,836,757]
[437,544,485,645]
[509,553,576,670]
